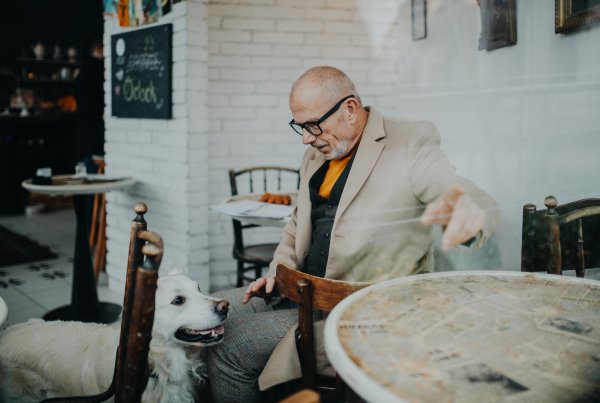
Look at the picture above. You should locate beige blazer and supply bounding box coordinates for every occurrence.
[258,107,501,390]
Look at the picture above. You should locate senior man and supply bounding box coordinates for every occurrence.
[207,66,500,402]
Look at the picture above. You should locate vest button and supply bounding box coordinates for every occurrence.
[327,205,332,210]
[324,233,329,238]
[320,250,324,256]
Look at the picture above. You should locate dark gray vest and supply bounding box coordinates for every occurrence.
[306,153,356,277]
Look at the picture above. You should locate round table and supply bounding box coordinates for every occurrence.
[223,191,298,228]
[325,271,600,403]
[0,296,8,330]
[22,175,136,324]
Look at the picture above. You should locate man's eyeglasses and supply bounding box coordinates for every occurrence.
[289,95,355,136]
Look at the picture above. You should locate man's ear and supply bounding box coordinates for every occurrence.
[167,264,188,276]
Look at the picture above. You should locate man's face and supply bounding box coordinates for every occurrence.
[289,87,353,161]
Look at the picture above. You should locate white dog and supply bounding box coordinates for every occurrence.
[0,266,229,403]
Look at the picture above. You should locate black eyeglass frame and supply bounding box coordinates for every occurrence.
[289,95,355,136]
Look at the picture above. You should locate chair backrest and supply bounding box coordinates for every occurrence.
[229,167,300,251]
[522,196,600,277]
[41,203,164,403]
[275,263,373,394]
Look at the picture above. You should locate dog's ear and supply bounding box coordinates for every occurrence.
[167,264,188,276]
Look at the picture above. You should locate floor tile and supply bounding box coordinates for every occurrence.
[98,286,124,306]
[0,208,125,326]
[5,306,46,327]
[2,293,42,314]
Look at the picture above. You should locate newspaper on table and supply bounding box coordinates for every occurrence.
[335,273,600,403]
[210,200,293,220]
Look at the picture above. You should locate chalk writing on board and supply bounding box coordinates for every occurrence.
[111,24,171,119]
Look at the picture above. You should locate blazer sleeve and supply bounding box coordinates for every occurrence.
[265,150,313,278]
[406,120,501,250]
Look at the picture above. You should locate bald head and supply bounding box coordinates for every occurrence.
[289,66,368,161]
[290,66,362,110]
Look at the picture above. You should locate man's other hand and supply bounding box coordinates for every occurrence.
[420,186,486,251]
[242,276,284,304]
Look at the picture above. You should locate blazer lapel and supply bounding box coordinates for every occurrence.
[333,107,386,232]
[295,156,325,268]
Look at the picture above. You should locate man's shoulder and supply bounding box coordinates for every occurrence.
[382,116,436,134]
[380,116,438,146]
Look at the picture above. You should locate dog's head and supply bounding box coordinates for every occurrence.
[154,265,229,346]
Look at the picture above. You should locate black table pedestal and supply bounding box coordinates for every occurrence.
[43,195,122,324]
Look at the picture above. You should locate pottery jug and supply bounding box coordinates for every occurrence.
[67,47,78,62]
[31,43,45,60]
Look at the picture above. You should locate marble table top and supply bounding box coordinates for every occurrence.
[325,271,600,403]
[22,175,136,196]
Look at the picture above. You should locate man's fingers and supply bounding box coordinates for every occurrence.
[245,281,256,295]
[252,278,266,293]
[265,277,275,294]
[441,195,470,251]
[442,186,465,203]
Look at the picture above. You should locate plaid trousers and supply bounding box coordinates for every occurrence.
[207,287,299,403]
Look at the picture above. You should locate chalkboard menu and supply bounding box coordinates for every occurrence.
[111,24,172,119]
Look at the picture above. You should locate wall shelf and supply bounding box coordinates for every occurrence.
[16,57,82,67]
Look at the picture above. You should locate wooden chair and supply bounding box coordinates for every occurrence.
[89,158,107,281]
[42,203,164,403]
[229,167,300,287]
[275,263,373,401]
[522,196,600,277]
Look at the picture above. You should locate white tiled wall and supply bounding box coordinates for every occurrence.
[105,0,600,292]
[103,1,211,292]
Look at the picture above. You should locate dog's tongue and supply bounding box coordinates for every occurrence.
[197,325,225,335]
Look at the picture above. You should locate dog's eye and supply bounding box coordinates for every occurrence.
[172,296,186,306]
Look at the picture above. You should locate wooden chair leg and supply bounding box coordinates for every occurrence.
[94,194,107,281]
[334,373,344,402]
[90,193,100,249]
[237,260,244,287]
[297,279,315,391]
[255,264,262,281]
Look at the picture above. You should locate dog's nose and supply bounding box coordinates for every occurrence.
[215,300,229,315]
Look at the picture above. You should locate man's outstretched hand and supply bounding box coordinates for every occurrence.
[420,186,486,251]
[242,276,284,304]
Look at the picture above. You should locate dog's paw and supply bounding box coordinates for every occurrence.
[167,264,188,276]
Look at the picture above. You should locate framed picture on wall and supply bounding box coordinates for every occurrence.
[478,0,517,51]
[556,0,600,33]
[412,0,427,41]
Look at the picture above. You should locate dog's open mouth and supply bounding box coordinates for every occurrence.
[175,324,225,344]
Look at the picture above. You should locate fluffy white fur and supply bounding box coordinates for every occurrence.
[0,266,228,403]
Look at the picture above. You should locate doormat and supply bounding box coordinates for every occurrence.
[0,225,58,267]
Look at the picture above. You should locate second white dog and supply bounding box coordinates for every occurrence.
[0,265,229,403]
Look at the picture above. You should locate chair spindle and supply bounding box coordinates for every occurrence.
[521,203,536,272]
[576,218,585,278]
[545,196,562,275]
[297,279,316,390]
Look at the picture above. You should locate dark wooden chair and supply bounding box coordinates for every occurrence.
[275,263,373,401]
[229,167,300,287]
[522,196,600,277]
[42,203,164,403]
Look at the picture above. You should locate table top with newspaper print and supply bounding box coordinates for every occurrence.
[324,271,600,403]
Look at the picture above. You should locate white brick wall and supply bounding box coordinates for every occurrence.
[206,0,400,289]
[103,1,211,293]
[104,0,600,292]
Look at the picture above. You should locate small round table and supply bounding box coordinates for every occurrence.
[223,191,298,228]
[22,175,136,324]
[0,296,8,330]
[325,271,600,403]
